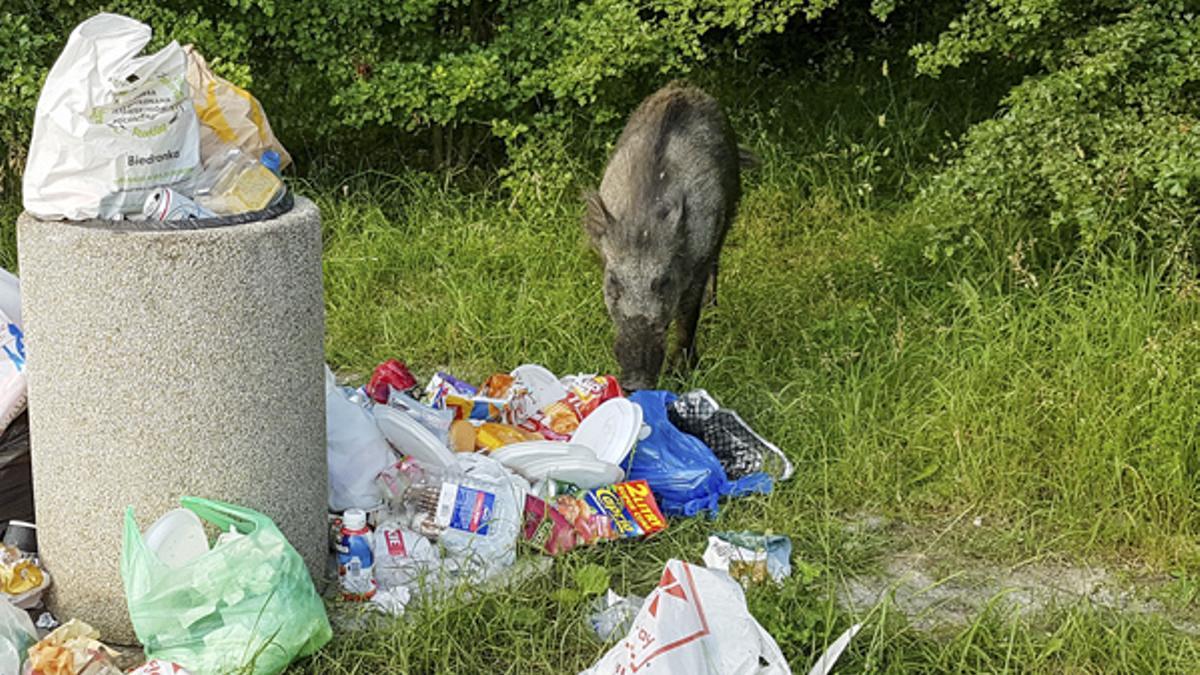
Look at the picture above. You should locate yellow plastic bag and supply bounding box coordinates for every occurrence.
[184,46,291,171]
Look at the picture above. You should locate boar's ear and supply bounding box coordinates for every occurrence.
[583,190,612,242]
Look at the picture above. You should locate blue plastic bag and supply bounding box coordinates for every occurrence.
[625,391,772,517]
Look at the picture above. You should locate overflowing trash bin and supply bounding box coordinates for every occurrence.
[17,195,327,645]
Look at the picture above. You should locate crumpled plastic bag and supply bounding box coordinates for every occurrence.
[326,365,395,511]
[626,391,771,517]
[581,559,790,674]
[587,589,642,641]
[183,46,291,170]
[0,268,26,437]
[23,13,201,219]
[121,497,331,675]
[0,598,35,674]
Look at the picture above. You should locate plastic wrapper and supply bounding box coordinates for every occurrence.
[386,390,454,445]
[424,372,477,408]
[702,532,793,584]
[588,590,643,641]
[561,374,623,420]
[523,480,666,551]
[517,400,580,441]
[368,359,419,403]
[521,494,578,555]
[475,423,541,451]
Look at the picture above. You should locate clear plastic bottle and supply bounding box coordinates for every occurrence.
[194,147,284,215]
[399,454,527,582]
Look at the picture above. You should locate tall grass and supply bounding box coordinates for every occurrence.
[2,53,1197,673]
[293,60,1200,671]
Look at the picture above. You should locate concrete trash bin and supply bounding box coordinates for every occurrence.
[16,196,327,643]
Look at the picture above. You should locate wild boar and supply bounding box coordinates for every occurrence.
[584,82,749,391]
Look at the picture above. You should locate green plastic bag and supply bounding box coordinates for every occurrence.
[121,497,331,674]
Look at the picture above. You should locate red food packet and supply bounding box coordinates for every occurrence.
[517,399,580,440]
[522,494,578,555]
[366,359,419,403]
[561,374,623,419]
[548,479,668,547]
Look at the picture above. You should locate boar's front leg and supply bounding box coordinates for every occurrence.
[674,268,709,372]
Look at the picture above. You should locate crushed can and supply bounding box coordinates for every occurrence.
[142,187,216,221]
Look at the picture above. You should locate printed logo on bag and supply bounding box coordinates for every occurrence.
[2,323,24,371]
[615,563,710,672]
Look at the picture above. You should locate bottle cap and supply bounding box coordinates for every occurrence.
[342,508,367,530]
[261,150,281,175]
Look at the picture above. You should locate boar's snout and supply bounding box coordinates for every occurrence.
[613,320,667,391]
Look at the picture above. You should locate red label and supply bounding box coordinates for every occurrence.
[384,529,407,557]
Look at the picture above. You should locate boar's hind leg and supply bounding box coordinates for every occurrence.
[674,271,708,372]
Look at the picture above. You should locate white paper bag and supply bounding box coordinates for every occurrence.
[582,559,791,674]
[23,13,201,220]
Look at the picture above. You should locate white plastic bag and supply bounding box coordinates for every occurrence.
[0,270,26,435]
[23,13,201,220]
[581,559,790,675]
[325,366,394,511]
[0,599,36,674]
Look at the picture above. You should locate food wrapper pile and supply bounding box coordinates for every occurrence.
[26,619,120,675]
[424,369,622,443]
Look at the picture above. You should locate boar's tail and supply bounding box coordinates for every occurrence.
[738,145,761,170]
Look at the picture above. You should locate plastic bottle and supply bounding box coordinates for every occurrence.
[399,454,526,581]
[336,508,376,601]
[194,147,284,215]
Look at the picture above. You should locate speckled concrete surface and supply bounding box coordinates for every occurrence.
[17,197,327,644]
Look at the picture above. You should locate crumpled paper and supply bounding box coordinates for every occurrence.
[26,619,120,675]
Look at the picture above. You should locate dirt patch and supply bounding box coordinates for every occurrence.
[836,524,1198,634]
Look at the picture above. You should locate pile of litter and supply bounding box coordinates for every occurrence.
[0,10,865,675]
[325,359,791,604]
[321,358,806,674]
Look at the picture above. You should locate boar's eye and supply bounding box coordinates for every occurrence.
[651,275,672,293]
[606,275,623,298]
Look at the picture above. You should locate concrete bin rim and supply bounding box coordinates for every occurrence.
[19,191,299,234]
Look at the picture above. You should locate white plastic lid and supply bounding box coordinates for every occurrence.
[343,508,367,530]
[511,364,568,410]
[143,508,209,568]
[571,397,643,466]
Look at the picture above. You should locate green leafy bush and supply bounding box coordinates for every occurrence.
[915,1,1200,270]
[0,0,846,196]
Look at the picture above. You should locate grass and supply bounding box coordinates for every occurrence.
[4,55,1200,673]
